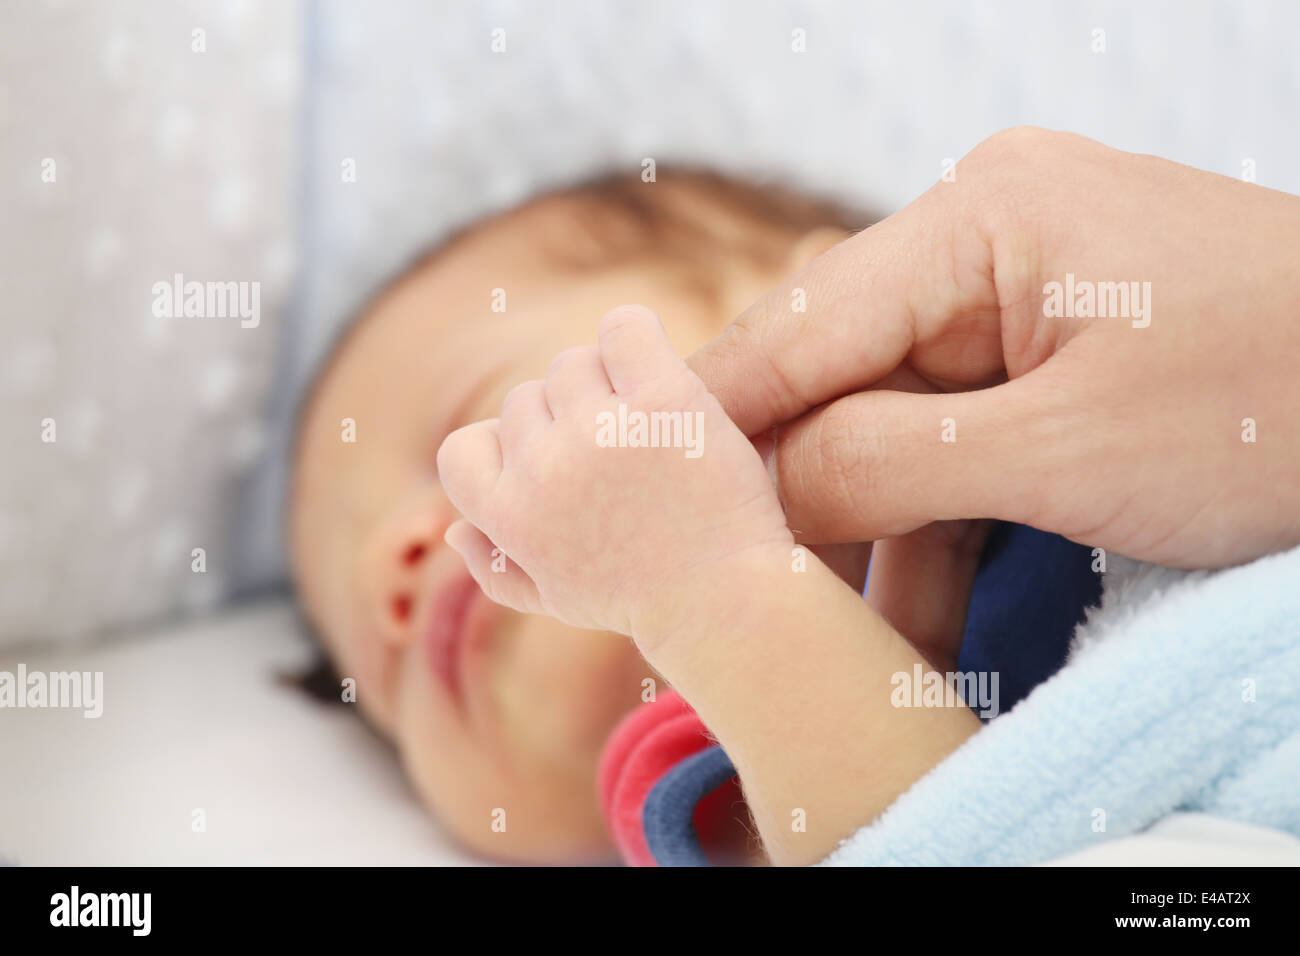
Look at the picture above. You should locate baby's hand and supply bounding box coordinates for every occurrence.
[436,305,793,647]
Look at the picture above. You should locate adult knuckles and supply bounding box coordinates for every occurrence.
[961,126,1071,221]
[966,125,1064,171]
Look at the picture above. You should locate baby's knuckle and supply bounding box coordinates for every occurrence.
[434,436,456,474]
[500,381,543,423]
[435,427,469,473]
[546,346,592,380]
[500,381,531,410]
[598,304,655,337]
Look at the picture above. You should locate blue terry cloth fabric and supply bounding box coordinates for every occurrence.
[958,523,1103,714]
[822,544,1300,866]
[647,524,1099,865]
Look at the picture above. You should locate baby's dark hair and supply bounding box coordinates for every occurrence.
[278,651,347,705]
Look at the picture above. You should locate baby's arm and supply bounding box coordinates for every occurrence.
[436,305,979,864]
[646,546,979,865]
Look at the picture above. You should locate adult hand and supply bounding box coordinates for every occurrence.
[689,127,1300,660]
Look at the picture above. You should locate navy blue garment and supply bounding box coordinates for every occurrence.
[646,523,1102,865]
[956,523,1101,714]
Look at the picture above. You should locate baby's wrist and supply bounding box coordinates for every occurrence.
[628,545,981,865]
[627,538,812,667]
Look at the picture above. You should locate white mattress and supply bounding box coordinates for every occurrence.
[1047,813,1300,866]
[0,599,477,865]
[5,599,1297,866]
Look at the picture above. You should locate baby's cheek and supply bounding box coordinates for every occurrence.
[496,617,644,755]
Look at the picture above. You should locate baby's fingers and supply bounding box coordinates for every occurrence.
[436,419,503,524]
[444,520,544,616]
[499,380,552,451]
[545,344,612,416]
[597,304,685,393]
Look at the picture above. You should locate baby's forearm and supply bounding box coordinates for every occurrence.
[642,549,981,866]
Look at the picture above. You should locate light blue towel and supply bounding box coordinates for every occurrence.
[823,544,1300,865]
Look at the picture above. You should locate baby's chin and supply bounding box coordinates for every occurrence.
[411,773,617,865]
[397,727,616,864]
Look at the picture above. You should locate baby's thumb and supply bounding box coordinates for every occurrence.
[768,374,1085,543]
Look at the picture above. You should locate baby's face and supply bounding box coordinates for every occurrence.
[290,179,841,861]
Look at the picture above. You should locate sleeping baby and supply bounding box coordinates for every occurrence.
[288,171,1096,865]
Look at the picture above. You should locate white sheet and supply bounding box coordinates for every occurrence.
[0,599,476,865]
[5,599,1297,866]
[1045,813,1300,866]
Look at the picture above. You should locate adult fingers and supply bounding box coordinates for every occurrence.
[768,370,1092,542]
[686,191,995,437]
[865,520,993,673]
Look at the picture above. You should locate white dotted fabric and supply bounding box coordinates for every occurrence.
[4,0,1299,646]
[0,0,300,646]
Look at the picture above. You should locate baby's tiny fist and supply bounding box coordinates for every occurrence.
[436,305,794,645]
